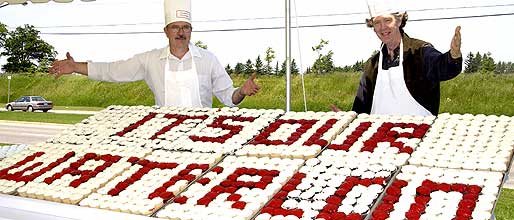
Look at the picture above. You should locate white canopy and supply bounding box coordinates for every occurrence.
[1,0,94,4]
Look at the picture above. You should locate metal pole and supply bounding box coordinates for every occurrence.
[285,0,291,112]
[7,76,11,103]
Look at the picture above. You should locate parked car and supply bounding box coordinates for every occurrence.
[5,96,53,112]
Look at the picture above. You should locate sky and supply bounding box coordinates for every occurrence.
[0,0,514,73]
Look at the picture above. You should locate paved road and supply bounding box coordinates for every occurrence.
[0,121,71,145]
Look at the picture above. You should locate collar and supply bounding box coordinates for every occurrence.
[381,44,400,59]
[159,43,202,60]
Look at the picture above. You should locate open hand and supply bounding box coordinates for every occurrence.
[49,52,76,79]
[240,73,260,96]
[450,26,462,59]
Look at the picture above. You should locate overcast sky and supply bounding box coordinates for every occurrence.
[1,0,513,73]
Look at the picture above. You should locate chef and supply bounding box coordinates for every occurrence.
[49,0,260,107]
[333,0,463,116]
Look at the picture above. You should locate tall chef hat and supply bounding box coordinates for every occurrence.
[366,0,404,18]
[164,0,192,27]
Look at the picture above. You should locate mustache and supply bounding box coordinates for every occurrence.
[175,36,187,40]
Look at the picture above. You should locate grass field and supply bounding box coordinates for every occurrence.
[0,74,154,107]
[1,73,513,115]
[0,111,89,124]
[52,106,104,111]
[496,189,514,220]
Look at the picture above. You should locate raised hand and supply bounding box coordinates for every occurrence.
[450,26,462,59]
[240,73,260,96]
[49,52,76,79]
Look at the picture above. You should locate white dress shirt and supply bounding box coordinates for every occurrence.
[88,44,236,107]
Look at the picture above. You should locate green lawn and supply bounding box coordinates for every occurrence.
[51,106,104,111]
[218,73,514,115]
[0,111,90,124]
[2,73,513,115]
[496,189,514,220]
[0,143,11,146]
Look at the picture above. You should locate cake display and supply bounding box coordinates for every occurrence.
[370,165,504,220]
[0,144,30,160]
[325,114,433,166]
[80,150,222,215]
[15,144,152,205]
[236,111,357,159]
[0,144,78,195]
[158,108,283,154]
[409,113,514,171]
[255,151,396,220]
[0,106,511,220]
[49,106,215,148]
[156,156,303,220]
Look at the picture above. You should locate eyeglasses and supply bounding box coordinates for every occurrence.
[169,25,192,33]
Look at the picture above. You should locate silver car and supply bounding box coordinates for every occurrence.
[5,96,53,112]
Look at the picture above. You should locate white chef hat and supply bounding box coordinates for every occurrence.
[366,0,404,18]
[164,0,192,27]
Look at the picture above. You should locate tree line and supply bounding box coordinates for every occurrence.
[225,39,365,76]
[464,52,514,74]
[1,22,513,75]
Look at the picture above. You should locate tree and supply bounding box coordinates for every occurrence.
[291,59,299,74]
[279,59,299,75]
[255,55,264,75]
[225,64,233,75]
[0,22,7,49]
[274,61,279,75]
[495,61,505,74]
[310,39,334,74]
[1,22,9,62]
[505,62,514,74]
[234,62,244,75]
[311,51,334,74]
[1,24,56,73]
[280,60,286,76]
[464,52,476,73]
[352,60,364,72]
[339,60,364,73]
[479,52,495,74]
[264,47,275,75]
[244,59,254,75]
[472,52,482,73]
[194,40,208,49]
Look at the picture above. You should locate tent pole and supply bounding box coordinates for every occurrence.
[285,0,291,112]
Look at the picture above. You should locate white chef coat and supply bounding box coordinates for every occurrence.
[371,40,432,116]
[87,43,236,107]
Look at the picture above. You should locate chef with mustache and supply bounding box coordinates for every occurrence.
[50,0,260,108]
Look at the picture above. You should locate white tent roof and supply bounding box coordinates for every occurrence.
[1,0,94,4]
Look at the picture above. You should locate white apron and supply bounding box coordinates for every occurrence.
[370,40,432,116]
[164,55,203,107]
